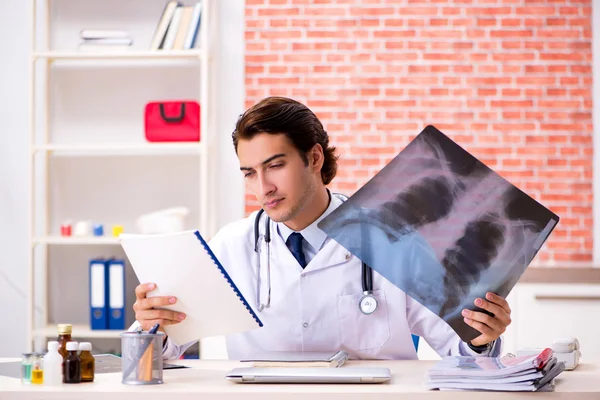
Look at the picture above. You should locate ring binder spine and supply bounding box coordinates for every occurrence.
[194,231,264,327]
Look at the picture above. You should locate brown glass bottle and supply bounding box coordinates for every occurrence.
[63,342,81,384]
[79,342,95,382]
[57,324,73,360]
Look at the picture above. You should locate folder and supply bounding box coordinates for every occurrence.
[119,230,263,345]
[107,258,126,330]
[89,258,108,330]
[184,2,203,49]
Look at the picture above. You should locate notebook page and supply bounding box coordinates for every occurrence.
[120,230,262,345]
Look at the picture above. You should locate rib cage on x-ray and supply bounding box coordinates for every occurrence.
[319,125,559,342]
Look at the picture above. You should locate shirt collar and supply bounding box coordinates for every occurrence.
[277,190,343,252]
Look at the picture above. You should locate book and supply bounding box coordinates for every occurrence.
[150,1,181,50]
[425,348,566,392]
[241,350,349,368]
[184,1,203,49]
[172,6,194,50]
[77,45,132,53]
[119,230,263,345]
[80,30,130,40]
[161,5,183,50]
[79,38,133,46]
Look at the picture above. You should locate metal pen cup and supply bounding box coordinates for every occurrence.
[120,331,165,385]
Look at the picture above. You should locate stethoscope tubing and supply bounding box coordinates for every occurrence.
[253,193,376,314]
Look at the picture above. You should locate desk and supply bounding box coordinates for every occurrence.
[1,359,599,399]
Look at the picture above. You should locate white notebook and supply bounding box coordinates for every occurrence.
[119,230,263,345]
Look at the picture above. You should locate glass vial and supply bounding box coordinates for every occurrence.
[57,324,73,360]
[63,342,81,384]
[79,342,95,382]
[21,353,33,384]
[30,353,44,384]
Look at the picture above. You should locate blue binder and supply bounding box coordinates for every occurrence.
[107,258,126,330]
[89,258,108,330]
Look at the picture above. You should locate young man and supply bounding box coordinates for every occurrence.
[132,97,512,360]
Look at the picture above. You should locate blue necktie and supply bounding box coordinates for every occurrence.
[287,232,307,269]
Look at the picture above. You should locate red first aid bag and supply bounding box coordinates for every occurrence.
[144,101,200,142]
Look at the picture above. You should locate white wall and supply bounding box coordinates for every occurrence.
[0,0,33,357]
[0,0,245,357]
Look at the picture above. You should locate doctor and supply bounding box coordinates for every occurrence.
[132,96,512,360]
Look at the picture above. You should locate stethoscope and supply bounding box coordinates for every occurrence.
[253,192,378,315]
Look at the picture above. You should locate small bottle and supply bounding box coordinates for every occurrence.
[43,341,63,386]
[63,342,81,384]
[79,342,95,382]
[21,353,33,384]
[30,353,44,384]
[57,324,72,360]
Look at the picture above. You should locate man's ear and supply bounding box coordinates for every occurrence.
[310,144,325,171]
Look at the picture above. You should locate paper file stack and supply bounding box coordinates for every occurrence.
[426,348,566,392]
[78,30,133,52]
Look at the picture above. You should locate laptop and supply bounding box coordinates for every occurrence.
[226,367,391,383]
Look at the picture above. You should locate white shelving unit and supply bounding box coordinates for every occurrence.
[27,0,215,352]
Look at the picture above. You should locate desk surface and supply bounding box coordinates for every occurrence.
[1,359,599,399]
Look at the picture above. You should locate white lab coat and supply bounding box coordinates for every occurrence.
[160,207,502,360]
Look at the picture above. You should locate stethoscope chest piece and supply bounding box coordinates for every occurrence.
[358,292,378,315]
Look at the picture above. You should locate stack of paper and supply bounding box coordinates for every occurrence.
[78,30,133,52]
[426,348,566,392]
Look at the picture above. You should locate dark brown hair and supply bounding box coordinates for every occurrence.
[232,97,338,185]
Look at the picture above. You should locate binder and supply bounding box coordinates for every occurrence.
[184,1,203,49]
[89,258,108,330]
[107,258,126,330]
[150,1,181,50]
[161,5,183,50]
[119,230,263,345]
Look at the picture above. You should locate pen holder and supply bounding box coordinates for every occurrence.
[120,331,165,385]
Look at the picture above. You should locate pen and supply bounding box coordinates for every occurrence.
[123,324,161,381]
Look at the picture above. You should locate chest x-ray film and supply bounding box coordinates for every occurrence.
[319,125,559,342]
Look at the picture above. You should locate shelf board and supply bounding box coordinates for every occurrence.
[33,236,121,245]
[33,142,203,156]
[34,324,122,339]
[33,50,203,61]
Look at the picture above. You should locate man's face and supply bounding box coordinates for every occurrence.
[238,133,318,224]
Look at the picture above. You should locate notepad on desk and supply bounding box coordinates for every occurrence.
[119,230,263,346]
[241,350,349,368]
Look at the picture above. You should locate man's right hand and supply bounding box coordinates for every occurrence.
[133,282,186,333]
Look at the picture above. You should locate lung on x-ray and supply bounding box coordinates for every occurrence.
[319,125,559,342]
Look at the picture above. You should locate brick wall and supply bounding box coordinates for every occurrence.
[244,0,592,265]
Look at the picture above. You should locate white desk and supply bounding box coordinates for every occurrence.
[1,359,599,399]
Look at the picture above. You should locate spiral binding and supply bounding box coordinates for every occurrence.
[194,231,263,327]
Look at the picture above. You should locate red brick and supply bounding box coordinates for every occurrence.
[245,1,592,263]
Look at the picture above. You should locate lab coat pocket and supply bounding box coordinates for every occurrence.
[337,290,391,351]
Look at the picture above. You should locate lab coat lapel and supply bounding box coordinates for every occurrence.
[304,238,353,273]
[270,220,353,273]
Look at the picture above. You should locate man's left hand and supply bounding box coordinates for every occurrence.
[462,292,512,347]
